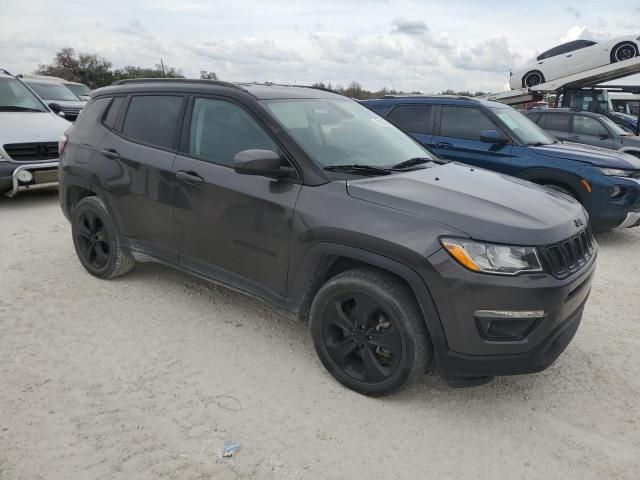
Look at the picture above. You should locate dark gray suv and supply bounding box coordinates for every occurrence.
[58,80,596,395]
[526,108,640,157]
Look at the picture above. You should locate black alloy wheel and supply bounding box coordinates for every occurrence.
[71,196,135,279]
[76,210,111,269]
[321,292,403,384]
[310,268,430,396]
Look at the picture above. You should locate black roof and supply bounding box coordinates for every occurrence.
[94,79,343,100]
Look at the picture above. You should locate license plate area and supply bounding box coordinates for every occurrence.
[34,169,58,184]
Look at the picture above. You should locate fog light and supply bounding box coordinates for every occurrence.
[475,310,546,340]
[17,170,33,183]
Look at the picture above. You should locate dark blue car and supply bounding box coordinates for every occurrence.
[361,96,640,232]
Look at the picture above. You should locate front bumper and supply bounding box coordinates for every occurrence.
[0,161,60,197]
[423,246,596,381]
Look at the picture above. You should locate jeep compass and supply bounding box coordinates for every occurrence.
[59,80,596,395]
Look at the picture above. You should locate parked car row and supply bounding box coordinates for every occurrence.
[362,95,640,232]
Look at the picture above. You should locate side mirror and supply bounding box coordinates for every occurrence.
[599,134,609,140]
[480,129,508,144]
[48,103,65,117]
[233,149,293,178]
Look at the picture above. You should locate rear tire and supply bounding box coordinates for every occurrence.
[71,196,135,279]
[611,42,639,63]
[309,268,430,396]
[523,71,545,88]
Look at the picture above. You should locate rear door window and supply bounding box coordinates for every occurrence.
[121,95,184,149]
[439,106,497,140]
[387,105,433,134]
[542,113,571,132]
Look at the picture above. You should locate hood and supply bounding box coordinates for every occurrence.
[0,111,69,145]
[531,142,640,169]
[347,163,586,246]
[609,111,638,127]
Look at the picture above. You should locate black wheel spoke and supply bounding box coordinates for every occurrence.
[352,293,379,329]
[331,301,355,333]
[367,328,402,354]
[77,222,92,240]
[361,347,390,383]
[94,242,109,264]
[326,337,358,365]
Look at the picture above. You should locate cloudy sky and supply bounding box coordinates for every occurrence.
[1,0,639,92]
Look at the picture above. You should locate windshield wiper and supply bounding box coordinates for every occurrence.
[390,157,435,170]
[0,106,44,112]
[526,142,547,146]
[324,164,391,176]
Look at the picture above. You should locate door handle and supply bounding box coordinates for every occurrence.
[176,170,205,185]
[100,148,121,160]
[570,135,580,139]
[435,142,452,149]
[566,54,572,58]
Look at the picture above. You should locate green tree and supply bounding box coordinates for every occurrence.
[200,70,218,80]
[112,64,184,82]
[35,48,114,88]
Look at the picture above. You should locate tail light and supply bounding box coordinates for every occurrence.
[59,134,68,156]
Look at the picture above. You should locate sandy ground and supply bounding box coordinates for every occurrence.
[0,189,639,480]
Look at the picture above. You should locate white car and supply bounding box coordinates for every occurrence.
[0,70,69,196]
[510,35,640,90]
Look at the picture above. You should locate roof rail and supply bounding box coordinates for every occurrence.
[111,78,246,91]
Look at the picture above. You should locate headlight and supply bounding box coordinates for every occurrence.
[441,238,543,275]
[599,167,634,177]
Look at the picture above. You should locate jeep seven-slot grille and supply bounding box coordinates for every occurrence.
[543,228,595,278]
[3,142,59,162]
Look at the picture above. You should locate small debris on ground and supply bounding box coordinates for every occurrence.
[222,440,241,457]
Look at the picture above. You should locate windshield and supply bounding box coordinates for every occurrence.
[65,83,91,97]
[27,82,79,101]
[490,107,556,145]
[0,77,47,112]
[601,115,632,136]
[262,98,434,168]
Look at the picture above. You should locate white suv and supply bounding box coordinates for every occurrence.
[0,70,70,196]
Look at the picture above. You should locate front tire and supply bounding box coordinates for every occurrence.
[523,71,545,88]
[611,42,639,63]
[309,268,430,396]
[71,196,135,279]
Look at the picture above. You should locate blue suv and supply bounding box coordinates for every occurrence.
[361,96,640,232]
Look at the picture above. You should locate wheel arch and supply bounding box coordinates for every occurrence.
[522,70,545,88]
[518,168,587,203]
[61,178,97,221]
[288,242,447,355]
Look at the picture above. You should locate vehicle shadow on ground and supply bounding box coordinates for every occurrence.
[0,188,58,209]
[120,259,593,408]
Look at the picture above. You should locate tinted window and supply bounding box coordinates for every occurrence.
[526,112,542,124]
[26,82,79,101]
[103,96,125,129]
[122,95,183,149]
[387,105,432,134]
[537,40,595,60]
[543,113,571,131]
[72,97,111,137]
[573,115,607,137]
[440,106,496,140]
[188,98,278,166]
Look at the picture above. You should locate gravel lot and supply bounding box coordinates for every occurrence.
[1,189,639,480]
